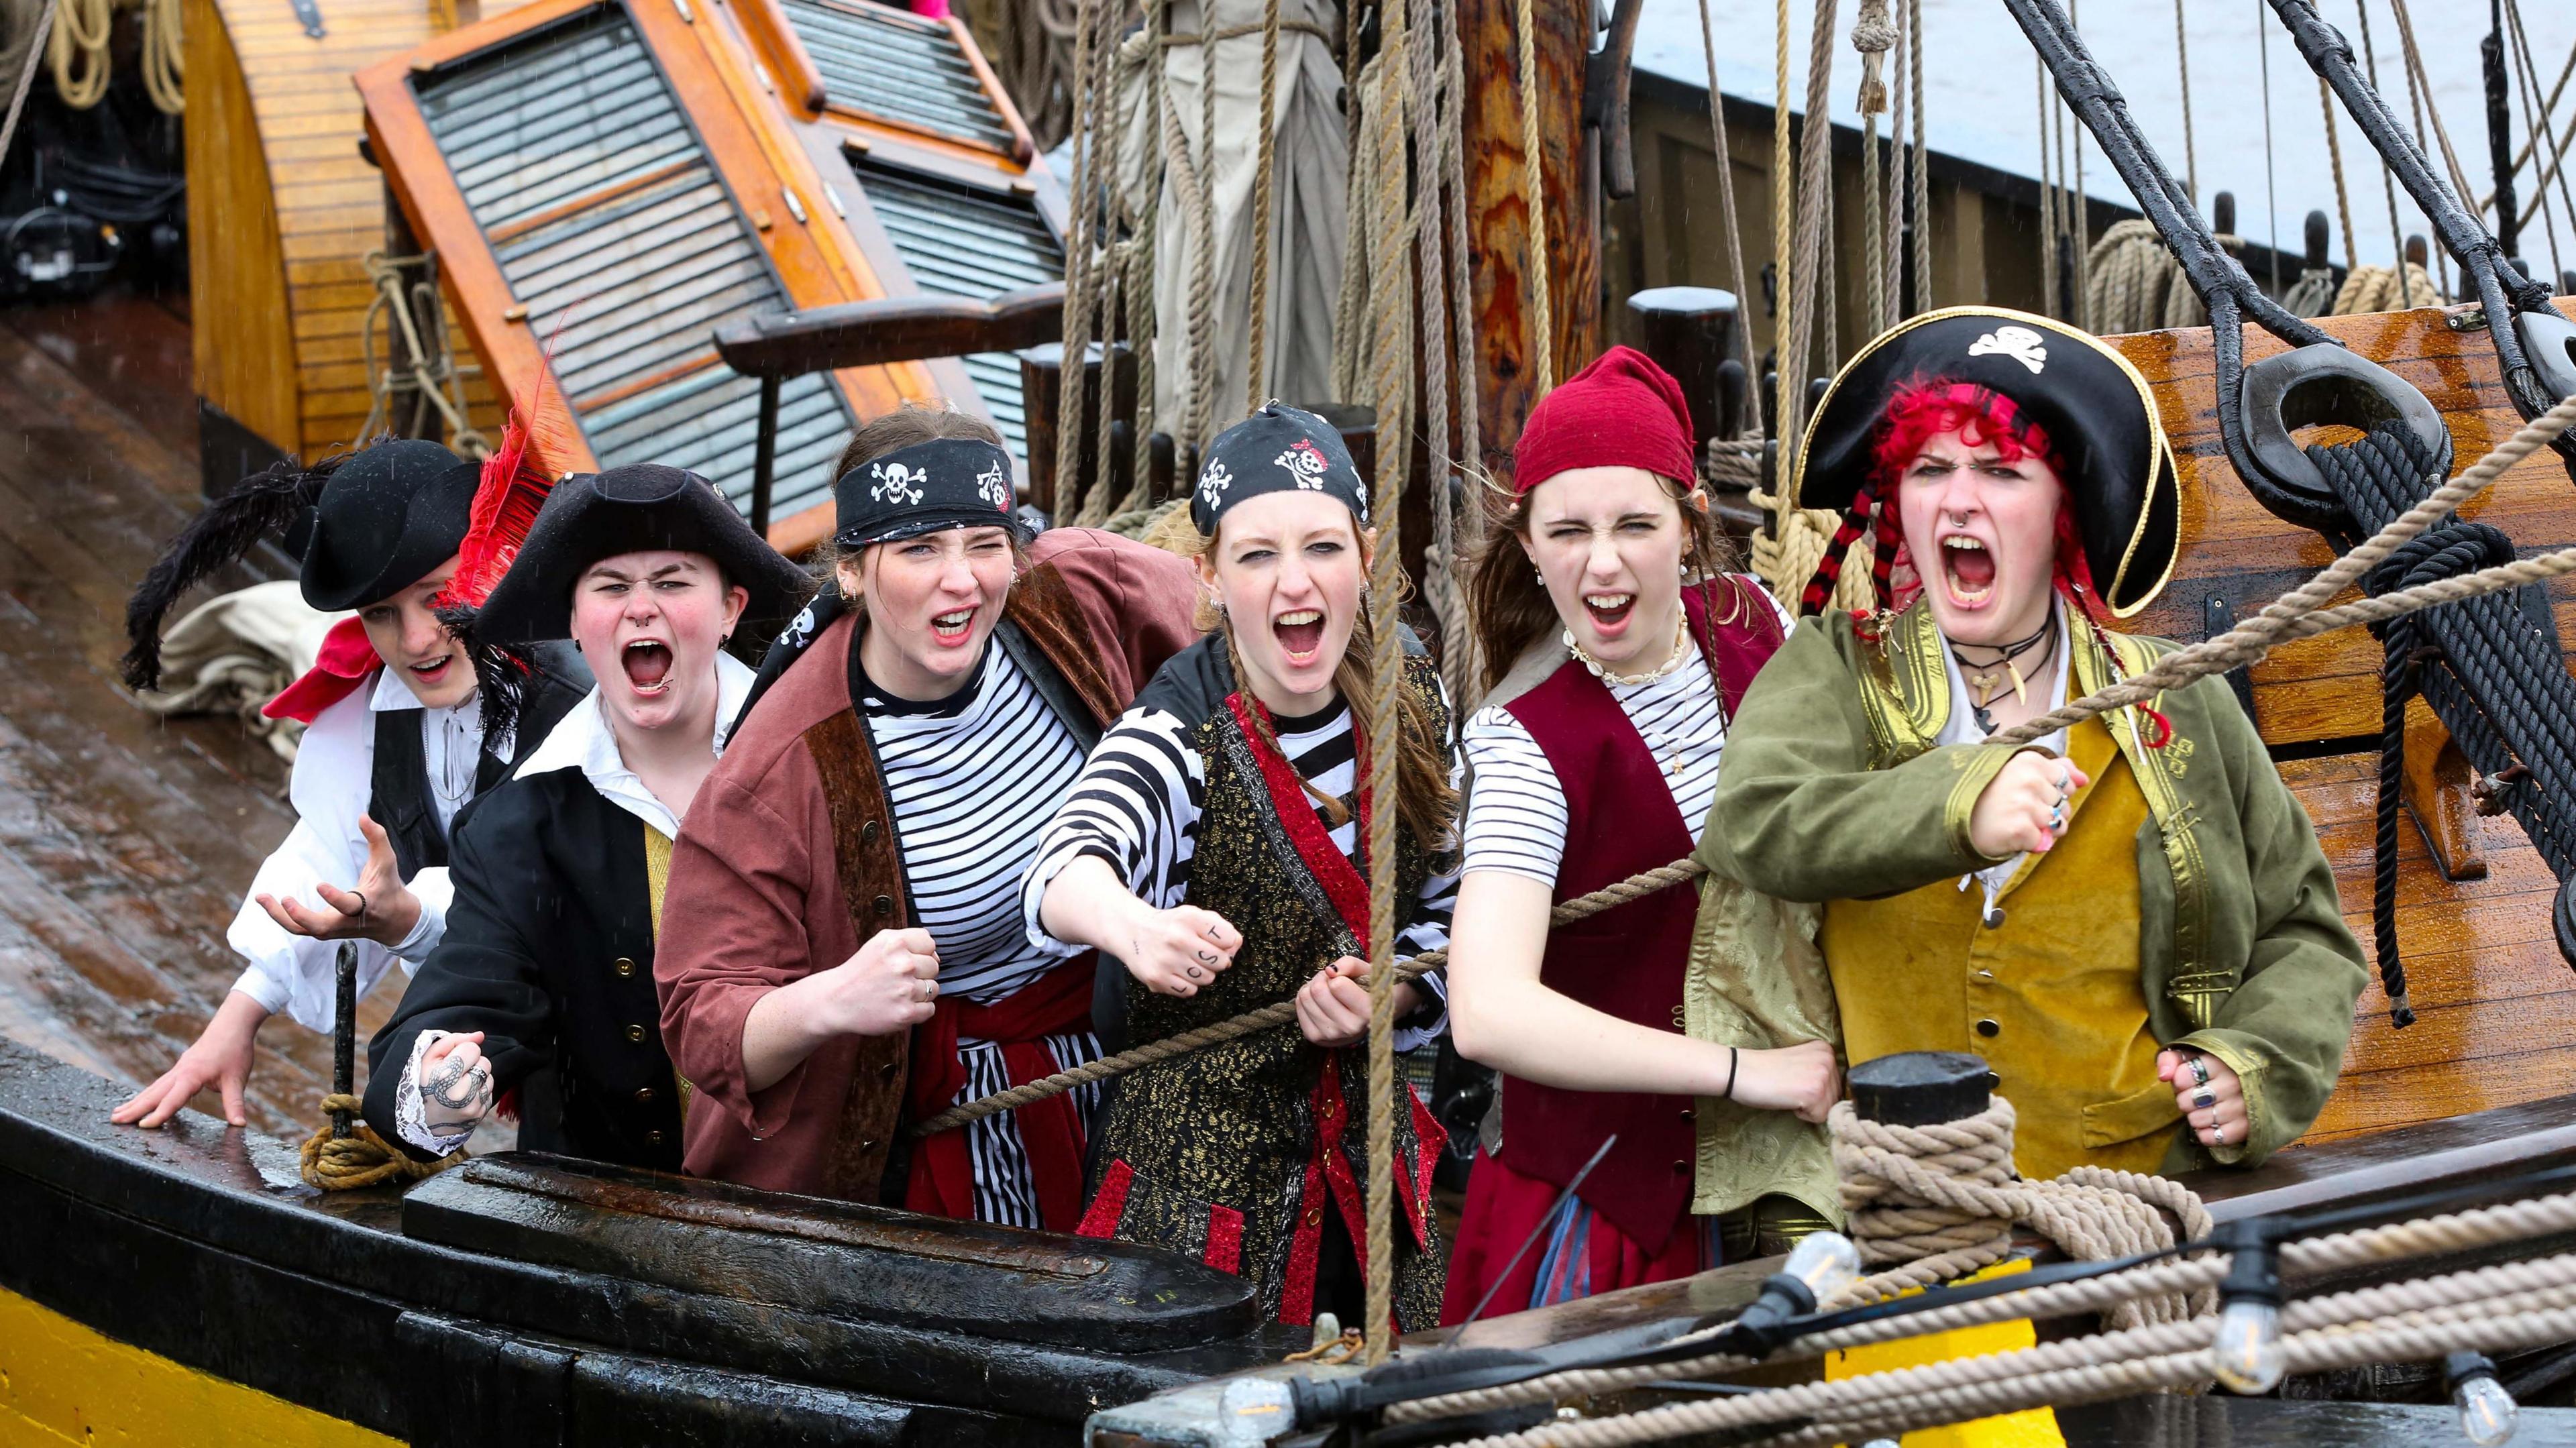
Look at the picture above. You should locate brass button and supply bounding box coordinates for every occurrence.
[1304,1207,1325,1226]
[861,819,881,844]
[1975,1018,2000,1038]
[645,1129,663,1146]
[614,957,637,979]
[634,1087,655,1104]
[1976,968,1996,981]
[625,1024,647,1044]
[1986,1071,2002,1090]
[873,894,894,918]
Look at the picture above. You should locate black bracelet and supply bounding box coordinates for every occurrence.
[1722,1046,1739,1102]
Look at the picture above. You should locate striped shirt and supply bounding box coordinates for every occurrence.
[1022,691,1461,1045]
[1462,590,1792,885]
[859,643,1099,1229]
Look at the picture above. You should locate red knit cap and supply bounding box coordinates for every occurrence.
[1511,345,1698,495]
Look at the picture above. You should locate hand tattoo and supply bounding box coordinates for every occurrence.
[427,1054,492,1112]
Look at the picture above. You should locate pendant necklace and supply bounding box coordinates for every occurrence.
[1949,619,2058,734]
[1565,610,1693,689]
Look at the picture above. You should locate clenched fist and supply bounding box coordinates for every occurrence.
[1968,750,2090,860]
[1726,1038,1842,1123]
[815,927,942,1035]
[1120,903,1242,998]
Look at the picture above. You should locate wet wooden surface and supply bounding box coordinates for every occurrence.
[2106,302,2576,1144]
[0,292,396,1139]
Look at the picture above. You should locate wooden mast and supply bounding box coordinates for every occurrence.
[1458,0,1599,478]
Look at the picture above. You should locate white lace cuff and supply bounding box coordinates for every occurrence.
[392,1029,477,1158]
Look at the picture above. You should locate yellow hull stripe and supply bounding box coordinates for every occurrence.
[0,1285,398,1447]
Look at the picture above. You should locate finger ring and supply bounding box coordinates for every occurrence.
[2193,1089,2216,1111]
[351,890,368,926]
[2188,1056,2211,1087]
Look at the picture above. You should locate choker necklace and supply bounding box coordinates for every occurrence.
[1566,610,1692,687]
[1950,618,2059,734]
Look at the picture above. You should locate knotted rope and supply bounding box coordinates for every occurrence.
[298,1094,463,1192]
[1829,1099,2213,1330]
[1747,485,1874,614]
[2330,261,2443,315]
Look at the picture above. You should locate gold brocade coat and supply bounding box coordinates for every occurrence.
[1699,601,2368,1169]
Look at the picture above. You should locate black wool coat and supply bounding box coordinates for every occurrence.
[362,765,683,1170]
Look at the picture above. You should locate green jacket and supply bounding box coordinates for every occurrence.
[1698,601,2367,1168]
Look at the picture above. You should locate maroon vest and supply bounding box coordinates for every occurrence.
[1498,577,1786,1253]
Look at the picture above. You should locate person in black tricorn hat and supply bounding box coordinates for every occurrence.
[112,439,586,1131]
[1702,309,2365,1178]
[361,463,810,1169]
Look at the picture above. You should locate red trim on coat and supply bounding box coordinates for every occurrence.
[262,618,380,723]
[904,957,1096,1231]
[1203,1204,1245,1274]
[1077,1159,1134,1239]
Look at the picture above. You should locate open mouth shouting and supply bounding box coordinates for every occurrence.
[928,606,977,647]
[1582,591,1636,640]
[621,638,674,695]
[1273,608,1326,667]
[1939,533,1996,609]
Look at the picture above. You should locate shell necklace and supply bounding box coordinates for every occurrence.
[1565,609,1693,688]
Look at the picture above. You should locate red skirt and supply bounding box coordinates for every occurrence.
[1440,1148,1707,1327]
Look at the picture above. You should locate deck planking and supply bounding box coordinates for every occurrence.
[0,295,403,1139]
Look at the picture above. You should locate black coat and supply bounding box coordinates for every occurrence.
[363,765,683,1170]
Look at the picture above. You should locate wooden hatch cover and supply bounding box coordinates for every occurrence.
[357,0,1063,552]
[2110,300,2576,1146]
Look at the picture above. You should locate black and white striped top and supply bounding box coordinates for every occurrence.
[859,643,1090,1004]
[1462,589,1792,884]
[1022,691,1461,1044]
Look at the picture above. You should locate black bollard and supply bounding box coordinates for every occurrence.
[1627,286,1746,450]
[1848,1050,1992,1127]
[2302,211,2330,272]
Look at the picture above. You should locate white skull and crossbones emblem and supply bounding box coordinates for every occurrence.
[869,460,927,506]
[1196,457,1236,513]
[1275,439,1331,489]
[1968,325,2049,374]
[975,459,1012,511]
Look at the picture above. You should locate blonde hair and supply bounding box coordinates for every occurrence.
[1185,516,1456,851]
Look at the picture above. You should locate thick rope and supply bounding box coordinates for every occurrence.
[1697,0,1756,367]
[2330,261,2442,315]
[1241,0,1284,416]
[2037,55,2059,321]
[299,1094,464,1192]
[1748,486,1873,614]
[138,0,178,115]
[1904,0,1928,313]
[1513,0,1553,398]
[924,401,2576,1134]
[1052,0,1106,517]
[1409,0,1472,710]
[2387,0,2459,299]
[2084,219,2224,333]
[1441,0,1483,482]
[1358,0,1419,1366]
[1854,0,1895,335]
[359,252,490,456]
[1775,0,1841,461]
[1771,0,1794,450]
[1397,1179,2576,1426]
[44,0,102,109]
[1187,2,1219,455]
[0,0,56,171]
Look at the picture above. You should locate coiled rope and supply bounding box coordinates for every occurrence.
[914,396,2576,1139]
[297,1094,464,1191]
[44,0,103,110]
[1393,1173,2576,1427]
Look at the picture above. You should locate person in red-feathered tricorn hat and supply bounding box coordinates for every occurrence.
[1440,346,1843,1325]
[111,434,591,1135]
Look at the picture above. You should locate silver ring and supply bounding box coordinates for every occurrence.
[351,890,369,927]
[2188,1056,2211,1088]
[2193,1089,2216,1111]
[2048,803,2065,828]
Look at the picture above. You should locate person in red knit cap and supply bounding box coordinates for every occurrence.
[1442,346,1840,1323]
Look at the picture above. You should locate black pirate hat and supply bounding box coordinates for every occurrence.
[122,437,479,692]
[472,463,812,645]
[1792,308,2180,618]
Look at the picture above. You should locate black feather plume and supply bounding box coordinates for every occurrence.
[122,453,354,693]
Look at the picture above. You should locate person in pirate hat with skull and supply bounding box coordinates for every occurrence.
[1702,309,2366,1178]
[111,439,588,1131]
[360,461,810,1169]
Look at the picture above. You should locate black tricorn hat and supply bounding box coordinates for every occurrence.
[1791,307,2180,617]
[472,463,813,645]
[284,439,482,612]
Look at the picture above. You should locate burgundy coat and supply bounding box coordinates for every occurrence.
[656,528,1199,1200]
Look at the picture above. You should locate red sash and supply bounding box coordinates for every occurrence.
[262,617,378,723]
[903,956,1095,1231]
[1224,691,1444,1327]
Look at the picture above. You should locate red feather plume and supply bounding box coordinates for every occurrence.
[439,324,574,610]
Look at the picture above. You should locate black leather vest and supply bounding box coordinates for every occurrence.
[366,646,592,878]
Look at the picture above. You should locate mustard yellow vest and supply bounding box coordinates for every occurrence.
[1821,714,2183,1180]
